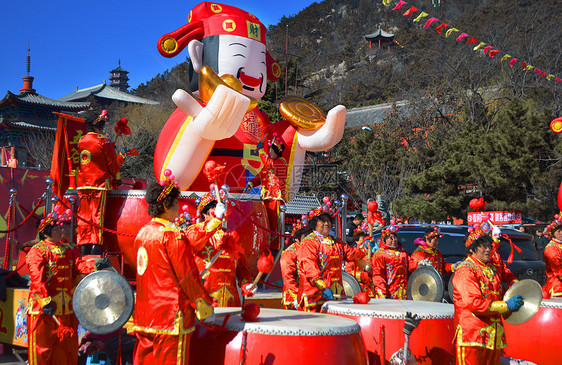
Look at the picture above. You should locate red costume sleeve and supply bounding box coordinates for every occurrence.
[71,247,96,275]
[26,246,49,300]
[341,242,365,262]
[235,254,253,285]
[370,253,389,297]
[299,238,322,286]
[409,251,422,272]
[454,266,497,316]
[280,247,299,294]
[103,141,121,180]
[185,218,223,252]
[545,244,562,278]
[167,231,212,310]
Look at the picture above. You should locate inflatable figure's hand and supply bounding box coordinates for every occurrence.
[297,105,346,152]
[173,85,250,141]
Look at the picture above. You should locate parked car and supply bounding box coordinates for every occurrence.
[370,224,546,301]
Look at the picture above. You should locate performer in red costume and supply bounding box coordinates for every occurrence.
[298,209,365,312]
[280,224,312,309]
[345,231,375,297]
[371,226,409,299]
[453,231,524,365]
[409,227,452,275]
[133,177,214,365]
[76,111,126,255]
[186,193,254,307]
[543,215,562,298]
[244,133,288,250]
[26,207,107,365]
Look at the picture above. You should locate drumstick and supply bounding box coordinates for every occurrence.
[333,294,349,299]
[200,248,224,278]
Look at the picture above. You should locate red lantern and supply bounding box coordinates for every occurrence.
[367,201,378,212]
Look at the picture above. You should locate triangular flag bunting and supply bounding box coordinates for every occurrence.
[501,54,512,61]
[435,23,449,33]
[488,50,501,58]
[456,33,469,41]
[510,58,519,67]
[556,78,562,82]
[413,11,429,22]
[483,46,493,54]
[525,65,534,71]
[445,28,459,37]
[546,75,555,80]
[403,6,418,17]
[424,17,440,28]
[466,37,479,45]
[392,0,407,10]
[473,42,487,51]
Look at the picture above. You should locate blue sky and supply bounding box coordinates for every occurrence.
[0,0,319,100]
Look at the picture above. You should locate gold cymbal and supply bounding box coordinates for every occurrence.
[503,279,543,325]
[279,96,326,130]
[198,65,258,113]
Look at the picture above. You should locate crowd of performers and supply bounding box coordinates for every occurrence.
[279,205,562,365]
[20,111,562,365]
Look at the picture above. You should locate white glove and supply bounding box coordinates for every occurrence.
[418,258,432,267]
[214,202,226,219]
[492,226,501,239]
[242,282,258,295]
[293,299,299,309]
[202,313,216,326]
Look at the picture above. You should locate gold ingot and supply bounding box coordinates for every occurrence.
[198,65,258,112]
[279,95,326,130]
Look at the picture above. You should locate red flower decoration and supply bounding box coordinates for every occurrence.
[241,303,260,322]
[257,249,275,274]
[203,160,226,182]
[353,291,370,304]
[114,117,131,136]
[469,197,487,212]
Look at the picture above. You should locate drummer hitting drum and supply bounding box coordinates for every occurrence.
[452,226,524,365]
[298,206,365,312]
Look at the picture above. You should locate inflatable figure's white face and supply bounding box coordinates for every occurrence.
[217,35,267,100]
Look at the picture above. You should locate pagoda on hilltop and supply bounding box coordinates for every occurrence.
[0,49,89,168]
[364,26,396,51]
[109,60,130,92]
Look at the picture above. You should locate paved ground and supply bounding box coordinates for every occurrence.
[0,353,26,364]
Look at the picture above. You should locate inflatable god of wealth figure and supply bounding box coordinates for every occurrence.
[154,1,346,201]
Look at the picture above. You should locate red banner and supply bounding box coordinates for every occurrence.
[50,113,86,199]
[467,211,523,225]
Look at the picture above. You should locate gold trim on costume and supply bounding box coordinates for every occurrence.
[195,298,214,320]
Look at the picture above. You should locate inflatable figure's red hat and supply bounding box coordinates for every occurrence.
[157,2,281,81]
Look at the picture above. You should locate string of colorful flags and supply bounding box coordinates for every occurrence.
[382,0,561,82]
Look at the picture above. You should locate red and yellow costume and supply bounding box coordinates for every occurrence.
[26,240,96,365]
[409,245,452,276]
[280,241,302,309]
[345,242,375,297]
[133,218,213,365]
[543,238,562,298]
[298,232,365,312]
[452,255,507,365]
[247,147,288,250]
[76,132,124,248]
[371,242,409,299]
[186,217,253,307]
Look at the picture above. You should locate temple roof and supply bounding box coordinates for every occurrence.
[285,195,321,215]
[0,91,90,110]
[365,28,395,42]
[345,100,409,129]
[0,118,57,132]
[59,84,159,105]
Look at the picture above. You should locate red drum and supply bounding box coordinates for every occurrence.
[102,190,270,279]
[190,307,369,365]
[322,299,455,365]
[504,298,562,365]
